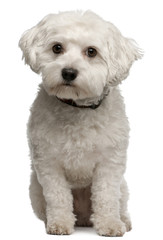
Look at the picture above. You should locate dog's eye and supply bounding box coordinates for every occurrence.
[52,44,63,54]
[86,47,97,58]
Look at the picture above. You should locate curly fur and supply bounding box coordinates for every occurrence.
[19,10,142,236]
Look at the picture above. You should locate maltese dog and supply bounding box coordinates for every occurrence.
[19,10,142,236]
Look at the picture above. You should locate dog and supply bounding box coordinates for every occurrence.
[19,10,142,236]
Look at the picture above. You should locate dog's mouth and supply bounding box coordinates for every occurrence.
[62,82,75,87]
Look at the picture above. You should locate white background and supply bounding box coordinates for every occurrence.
[0,0,163,239]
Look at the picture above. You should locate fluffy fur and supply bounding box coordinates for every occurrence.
[19,10,142,236]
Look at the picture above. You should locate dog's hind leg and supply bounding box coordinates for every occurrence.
[119,177,132,231]
[29,169,46,223]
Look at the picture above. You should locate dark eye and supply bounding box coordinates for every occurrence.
[86,47,97,58]
[52,44,63,54]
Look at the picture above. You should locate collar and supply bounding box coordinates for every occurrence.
[57,97,103,109]
[56,89,110,110]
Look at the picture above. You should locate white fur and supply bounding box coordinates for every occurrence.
[19,10,142,236]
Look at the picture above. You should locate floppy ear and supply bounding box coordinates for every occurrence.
[19,24,41,73]
[107,22,143,86]
[19,14,53,73]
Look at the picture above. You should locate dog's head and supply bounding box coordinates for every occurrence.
[19,11,142,100]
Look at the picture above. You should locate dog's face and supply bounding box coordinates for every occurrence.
[19,11,142,100]
[38,16,110,100]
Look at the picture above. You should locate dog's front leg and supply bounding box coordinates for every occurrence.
[91,156,126,237]
[34,161,75,235]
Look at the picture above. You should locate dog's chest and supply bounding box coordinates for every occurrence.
[61,149,100,188]
[47,110,108,187]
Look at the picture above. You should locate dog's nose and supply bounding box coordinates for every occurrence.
[62,68,78,82]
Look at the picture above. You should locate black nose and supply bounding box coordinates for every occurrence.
[62,68,78,82]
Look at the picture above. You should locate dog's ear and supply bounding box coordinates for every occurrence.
[107,22,143,86]
[19,15,53,73]
[19,24,40,73]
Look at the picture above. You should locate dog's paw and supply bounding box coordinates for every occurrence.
[46,223,74,235]
[94,217,126,237]
[121,215,132,232]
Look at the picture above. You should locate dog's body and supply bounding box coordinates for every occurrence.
[19,11,142,236]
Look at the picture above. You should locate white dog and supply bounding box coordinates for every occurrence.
[19,11,142,236]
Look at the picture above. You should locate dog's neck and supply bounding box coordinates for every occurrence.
[57,97,104,109]
[57,85,110,110]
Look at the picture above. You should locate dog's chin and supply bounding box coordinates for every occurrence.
[44,83,99,101]
[44,83,79,100]
[57,84,79,99]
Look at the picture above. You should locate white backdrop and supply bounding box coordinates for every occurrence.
[0,0,163,239]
